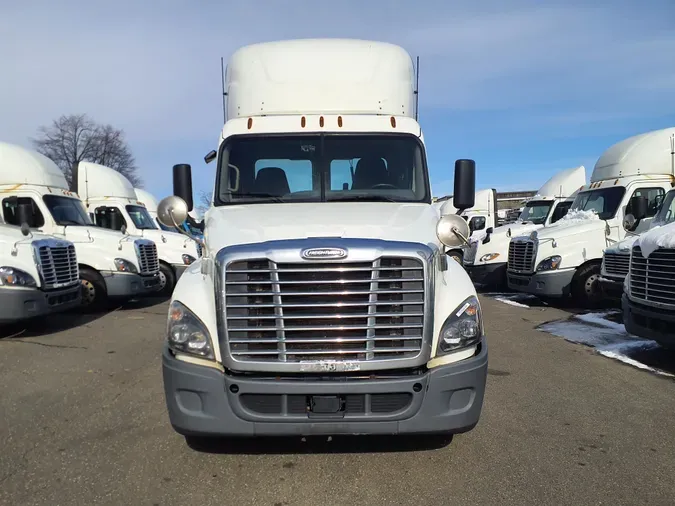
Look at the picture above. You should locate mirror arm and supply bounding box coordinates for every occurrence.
[169,209,204,247]
[451,226,470,246]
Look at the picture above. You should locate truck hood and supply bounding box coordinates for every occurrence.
[529,217,605,242]
[137,228,200,259]
[204,202,440,252]
[62,225,140,244]
[484,221,542,242]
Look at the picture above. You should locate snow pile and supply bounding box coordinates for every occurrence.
[558,209,600,224]
[613,234,639,252]
[494,297,529,308]
[636,220,675,258]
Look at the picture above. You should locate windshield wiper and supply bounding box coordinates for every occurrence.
[227,193,286,203]
[329,195,399,203]
[58,220,83,225]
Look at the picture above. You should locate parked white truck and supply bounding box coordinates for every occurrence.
[73,161,200,295]
[0,142,161,310]
[464,165,585,287]
[155,38,488,442]
[507,127,675,307]
[0,223,81,323]
[623,188,675,349]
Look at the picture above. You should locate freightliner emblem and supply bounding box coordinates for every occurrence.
[301,247,348,260]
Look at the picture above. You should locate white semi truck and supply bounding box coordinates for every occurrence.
[155,38,488,442]
[0,142,161,310]
[507,127,675,307]
[0,223,81,323]
[464,165,585,287]
[74,161,201,295]
[445,188,497,264]
[623,189,675,349]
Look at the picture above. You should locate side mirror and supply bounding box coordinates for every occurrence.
[452,159,476,212]
[120,224,128,235]
[157,196,189,229]
[173,164,194,212]
[486,227,494,235]
[204,150,217,164]
[16,202,33,230]
[623,214,636,231]
[629,195,648,221]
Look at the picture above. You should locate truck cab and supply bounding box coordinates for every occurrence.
[444,188,497,264]
[0,223,81,323]
[73,160,200,296]
[0,142,161,310]
[464,165,585,287]
[156,38,488,441]
[507,127,675,307]
[623,187,675,349]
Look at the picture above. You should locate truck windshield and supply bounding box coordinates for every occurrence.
[653,190,675,225]
[125,205,158,230]
[518,200,553,225]
[215,134,430,205]
[43,195,93,226]
[570,187,625,220]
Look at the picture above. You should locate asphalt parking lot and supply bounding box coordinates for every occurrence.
[1,295,674,506]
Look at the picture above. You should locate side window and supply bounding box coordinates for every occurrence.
[469,216,486,231]
[626,187,665,218]
[551,202,572,223]
[94,206,126,231]
[2,197,45,228]
[254,159,313,193]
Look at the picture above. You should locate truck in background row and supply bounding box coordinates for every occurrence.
[0,223,81,324]
[464,165,586,288]
[623,189,675,349]
[507,127,675,308]
[599,187,674,299]
[155,38,488,442]
[135,188,206,247]
[74,161,201,296]
[0,142,161,310]
[445,188,497,264]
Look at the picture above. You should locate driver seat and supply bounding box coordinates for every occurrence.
[352,157,390,190]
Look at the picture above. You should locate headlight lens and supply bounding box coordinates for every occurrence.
[480,253,500,262]
[182,254,196,265]
[437,296,483,355]
[536,255,562,272]
[167,300,214,359]
[114,258,138,273]
[0,267,37,287]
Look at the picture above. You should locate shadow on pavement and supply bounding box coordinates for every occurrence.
[184,433,454,455]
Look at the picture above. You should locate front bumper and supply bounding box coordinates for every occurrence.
[599,274,625,299]
[507,268,575,297]
[622,294,675,349]
[162,340,488,438]
[0,284,81,324]
[102,271,161,297]
[467,262,507,287]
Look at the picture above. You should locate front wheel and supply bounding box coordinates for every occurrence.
[571,263,603,308]
[157,263,176,297]
[79,267,107,312]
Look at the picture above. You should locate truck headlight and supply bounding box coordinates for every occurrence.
[0,267,37,287]
[114,258,138,273]
[437,296,483,355]
[167,300,214,359]
[480,253,500,262]
[536,255,561,272]
[182,254,196,265]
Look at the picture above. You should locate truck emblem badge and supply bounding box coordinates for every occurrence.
[301,247,348,260]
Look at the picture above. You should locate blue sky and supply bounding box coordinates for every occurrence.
[2,0,675,203]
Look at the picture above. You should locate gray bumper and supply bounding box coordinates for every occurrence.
[162,340,488,438]
[102,271,161,297]
[467,262,507,287]
[622,294,675,349]
[173,263,189,281]
[507,268,575,297]
[0,284,81,324]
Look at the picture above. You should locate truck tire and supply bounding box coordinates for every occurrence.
[571,263,603,308]
[79,267,107,312]
[158,262,176,297]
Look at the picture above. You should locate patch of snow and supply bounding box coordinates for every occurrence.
[574,311,625,332]
[606,234,639,254]
[597,341,674,378]
[494,297,529,308]
[636,220,675,257]
[558,209,600,224]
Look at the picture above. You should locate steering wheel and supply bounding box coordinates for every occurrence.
[370,183,398,190]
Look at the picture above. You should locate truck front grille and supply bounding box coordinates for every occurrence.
[603,251,630,278]
[629,245,675,306]
[508,240,535,273]
[36,243,78,289]
[224,257,425,364]
[135,240,159,274]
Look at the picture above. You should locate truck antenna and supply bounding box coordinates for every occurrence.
[670,133,674,177]
[414,56,420,121]
[221,56,227,124]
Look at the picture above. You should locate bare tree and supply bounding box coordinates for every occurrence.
[31,113,142,188]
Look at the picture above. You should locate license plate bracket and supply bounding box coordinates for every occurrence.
[308,395,345,417]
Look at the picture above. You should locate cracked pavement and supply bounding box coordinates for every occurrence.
[1,296,674,505]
